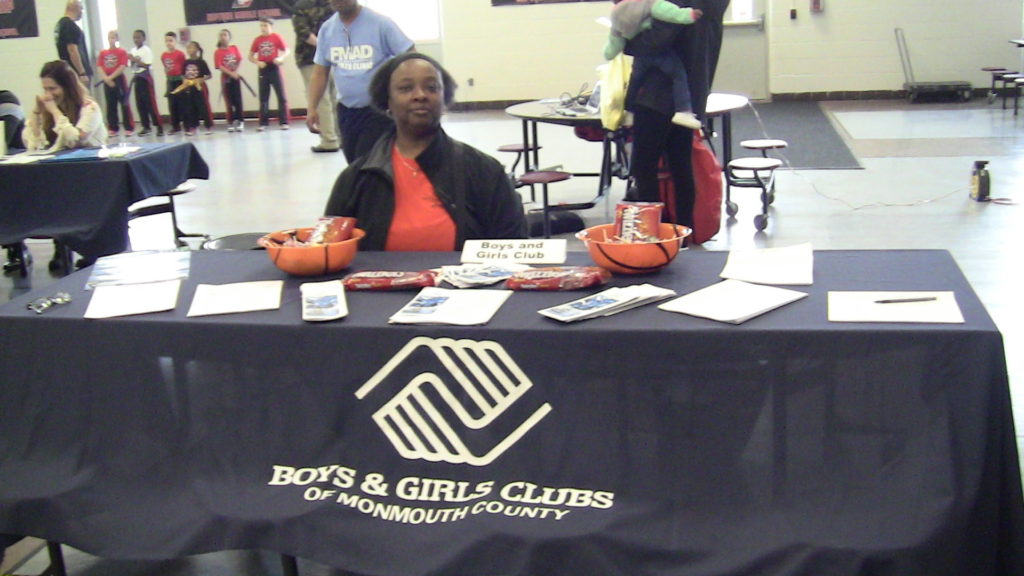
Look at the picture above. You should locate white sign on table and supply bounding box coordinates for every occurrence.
[460,239,567,264]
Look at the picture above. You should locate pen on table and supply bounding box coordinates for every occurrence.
[874,296,938,304]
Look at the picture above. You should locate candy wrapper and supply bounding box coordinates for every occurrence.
[342,270,439,291]
[614,202,663,243]
[309,216,357,244]
[505,267,612,291]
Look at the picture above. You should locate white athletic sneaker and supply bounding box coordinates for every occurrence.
[671,112,702,130]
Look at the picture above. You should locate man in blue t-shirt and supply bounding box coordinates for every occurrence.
[305,0,414,163]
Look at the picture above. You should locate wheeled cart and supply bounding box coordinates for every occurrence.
[896,28,972,102]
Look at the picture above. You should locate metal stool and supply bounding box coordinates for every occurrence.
[982,66,1009,103]
[999,72,1023,110]
[725,157,783,231]
[127,181,208,248]
[740,139,788,198]
[497,143,541,200]
[517,170,577,238]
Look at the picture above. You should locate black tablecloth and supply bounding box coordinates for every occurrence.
[0,143,209,258]
[0,249,1021,576]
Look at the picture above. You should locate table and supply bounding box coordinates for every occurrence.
[0,143,209,262]
[0,249,1021,576]
[505,93,750,194]
[705,92,750,168]
[504,99,627,212]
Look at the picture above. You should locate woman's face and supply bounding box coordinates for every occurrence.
[187,43,199,58]
[41,77,64,105]
[388,59,444,136]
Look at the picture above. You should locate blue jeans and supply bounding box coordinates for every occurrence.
[632,53,692,114]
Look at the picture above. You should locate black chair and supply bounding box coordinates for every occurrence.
[127,182,208,248]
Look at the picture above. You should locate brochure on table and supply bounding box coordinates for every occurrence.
[389,287,512,325]
[540,284,676,323]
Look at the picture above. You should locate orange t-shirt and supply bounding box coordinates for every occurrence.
[385,146,457,252]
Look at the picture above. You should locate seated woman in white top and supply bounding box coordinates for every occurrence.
[23,60,106,151]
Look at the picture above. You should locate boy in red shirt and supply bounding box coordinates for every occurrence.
[97,30,135,137]
[214,29,245,132]
[161,31,187,134]
[248,17,290,131]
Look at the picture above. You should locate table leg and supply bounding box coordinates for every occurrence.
[530,121,540,171]
[280,553,299,576]
[722,111,733,169]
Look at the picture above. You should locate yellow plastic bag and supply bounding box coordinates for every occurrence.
[600,53,632,131]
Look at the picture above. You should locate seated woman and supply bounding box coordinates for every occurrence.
[324,52,526,251]
[23,60,107,151]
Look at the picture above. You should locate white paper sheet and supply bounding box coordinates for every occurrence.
[84,279,182,319]
[659,279,809,324]
[827,291,963,323]
[186,280,283,317]
[719,242,814,285]
[389,287,512,325]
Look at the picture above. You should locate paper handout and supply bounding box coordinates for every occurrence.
[658,279,808,324]
[186,280,283,317]
[539,284,676,323]
[389,287,512,325]
[84,279,181,319]
[719,242,814,285]
[827,291,963,323]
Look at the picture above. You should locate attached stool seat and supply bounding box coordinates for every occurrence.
[518,170,586,238]
[497,143,541,200]
[741,138,788,157]
[725,157,783,231]
[982,67,1009,103]
[201,232,268,251]
[127,181,208,248]
[739,138,788,199]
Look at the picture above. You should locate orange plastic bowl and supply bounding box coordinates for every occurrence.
[576,223,691,274]
[259,227,366,276]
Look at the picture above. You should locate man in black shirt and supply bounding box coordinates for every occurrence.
[54,0,92,85]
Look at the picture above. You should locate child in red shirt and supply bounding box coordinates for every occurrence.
[248,18,290,131]
[214,29,245,132]
[97,30,135,136]
[161,31,187,134]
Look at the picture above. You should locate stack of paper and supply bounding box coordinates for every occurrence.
[389,287,512,325]
[539,284,676,323]
[86,251,191,289]
[83,251,193,319]
[658,279,808,324]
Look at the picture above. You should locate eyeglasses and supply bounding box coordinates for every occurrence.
[27,292,72,315]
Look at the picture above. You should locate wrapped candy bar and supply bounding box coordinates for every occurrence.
[342,270,439,291]
[614,202,663,243]
[309,216,357,244]
[505,267,612,291]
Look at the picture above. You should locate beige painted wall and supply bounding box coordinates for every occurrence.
[767,0,1023,94]
[2,0,1023,115]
